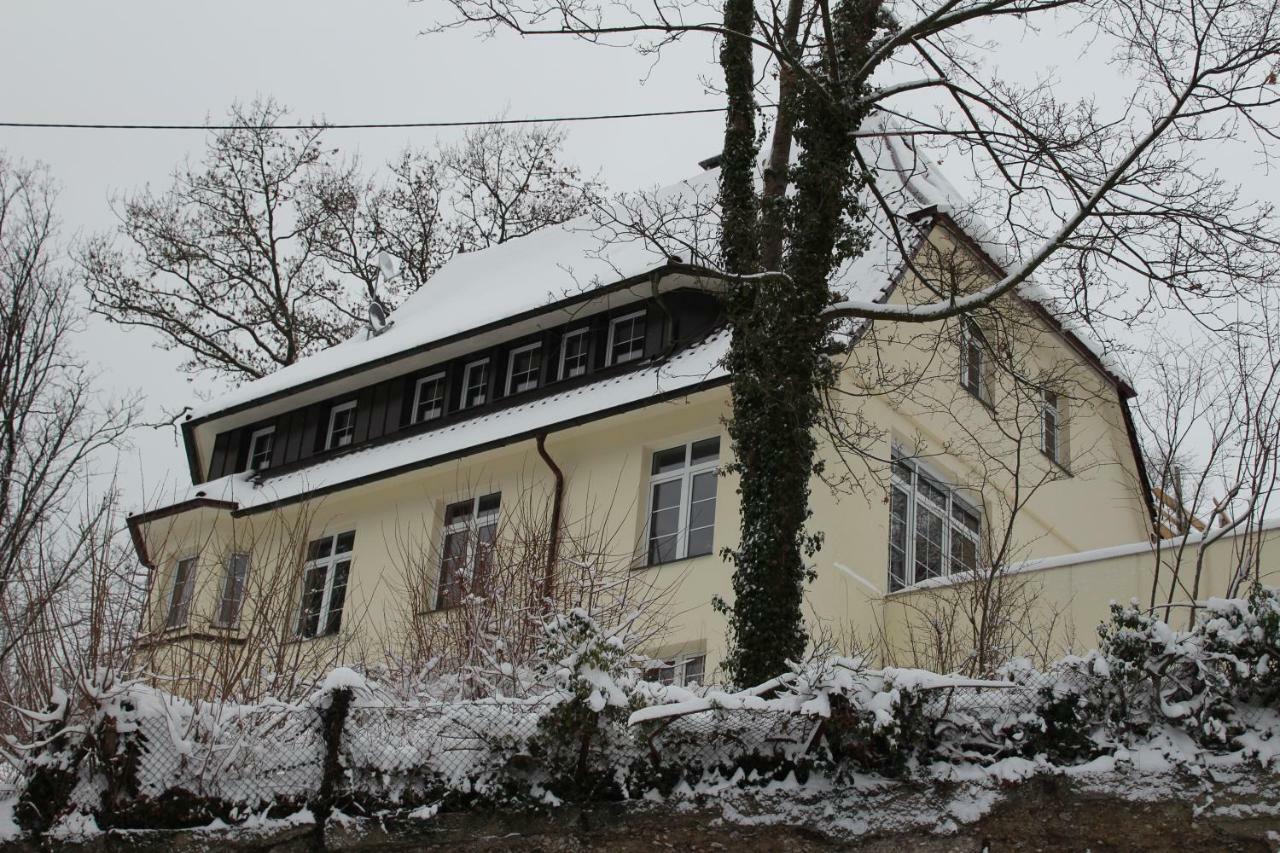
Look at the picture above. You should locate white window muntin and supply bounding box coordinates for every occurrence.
[505,343,542,396]
[437,493,501,609]
[247,426,275,472]
[412,372,447,424]
[606,310,646,366]
[646,437,720,566]
[461,358,490,409]
[296,531,354,639]
[213,552,250,628]
[325,401,357,450]
[888,450,981,592]
[646,653,707,687]
[558,328,590,380]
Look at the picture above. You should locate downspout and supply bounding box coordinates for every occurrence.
[535,432,565,608]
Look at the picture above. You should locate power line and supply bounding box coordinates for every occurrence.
[0,106,729,131]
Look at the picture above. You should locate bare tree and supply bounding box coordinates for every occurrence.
[0,157,137,686]
[429,0,1280,683]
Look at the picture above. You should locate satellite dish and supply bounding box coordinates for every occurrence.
[368,300,390,335]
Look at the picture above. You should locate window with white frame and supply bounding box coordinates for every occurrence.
[214,553,250,628]
[437,493,500,609]
[165,556,198,629]
[646,437,720,566]
[326,401,357,450]
[558,328,589,380]
[959,319,988,402]
[506,343,542,395]
[296,531,354,639]
[644,653,706,687]
[888,451,981,592]
[1040,389,1065,466]
[607,311,646,366]
[247,426,275,472]
[461,359,489,408]
[412,372,447,424]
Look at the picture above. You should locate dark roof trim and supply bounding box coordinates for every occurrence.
[127,497,239,568]
[232,372,732,518]
[1119,392,1160,536]
[184,261,679,431]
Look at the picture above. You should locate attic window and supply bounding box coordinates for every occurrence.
[413,372,447,423]
[959,319,988,402]
[559,328,590,380]
[608,310,646,366]
[246,426,275,472]
[461,359,489,409]
[506,343,542,395]
[326,401,357,450]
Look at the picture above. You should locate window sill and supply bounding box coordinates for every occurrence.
[135,626,248,649]
[961,386,995,413]
[1041,451,1073,477]
[634,551,718,572]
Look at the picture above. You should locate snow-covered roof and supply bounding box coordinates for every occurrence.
[176,329,731,514]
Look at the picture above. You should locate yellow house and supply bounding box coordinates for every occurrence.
[127,138,1278,695]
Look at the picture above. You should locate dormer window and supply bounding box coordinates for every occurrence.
[462,359,489,408]
[607,311,646,366]
[247,426,275,472]
[413,372,447,423]
[506,343,542,396]
[559,328,589,380]
[326,401,357,450]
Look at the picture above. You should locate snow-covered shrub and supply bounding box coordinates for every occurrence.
[1201,585,1280,706]
[526,610,644,798]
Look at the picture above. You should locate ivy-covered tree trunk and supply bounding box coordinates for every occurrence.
[720,0,887,687]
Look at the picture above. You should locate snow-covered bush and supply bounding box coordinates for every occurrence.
[1200,585,1280,706]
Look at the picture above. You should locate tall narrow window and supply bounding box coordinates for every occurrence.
[326,401,357,450]
[887,451,982,592]
[214,553,250,628]
[165,556,198,629]
[437,493,501,609]
[296,531,354,639]
[247,426,275,472]
[1041,389,1063,465]
[607,310,646,366]
[558,328,590,380]
[959,319,987,401]
[413,372,447,424]
[646,437,720,566]
[461,359,489,409]
[506,343,542,395]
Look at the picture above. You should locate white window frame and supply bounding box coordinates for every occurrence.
[558,327,590,380]
[436,493,501,609]
[296,532,355,639]
[959,320,988,402]
[606,310,646,366]
[325,401,358,450]
[505,342,543,396]
[213,552,250,629]
[1041,389,1063,465]
[645,437,720,566]
[461,358,490,409]
[888,450,982,592]
[412,372,447,424]
[165,555,198,630]
[246,426,275,472]
[645,653,707,687]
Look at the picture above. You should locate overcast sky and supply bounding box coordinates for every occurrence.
[1,1,1276,511]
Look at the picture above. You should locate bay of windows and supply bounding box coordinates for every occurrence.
[297,531,354,639]
[888,451,981,592]
[437,493,500,609]
[646,437,720,566]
